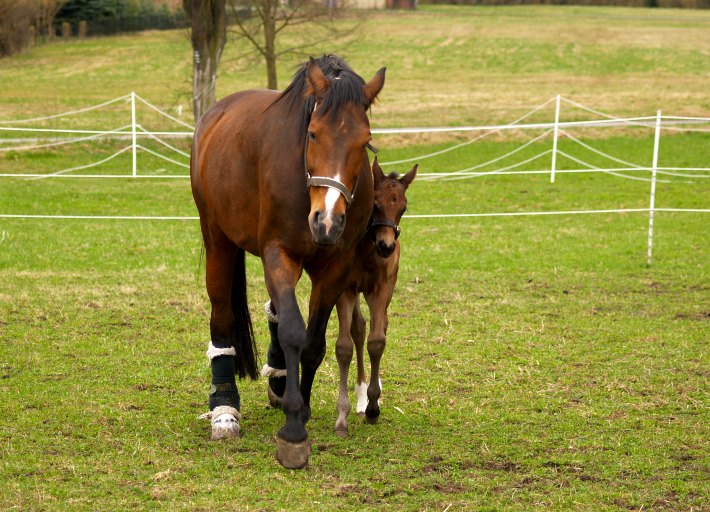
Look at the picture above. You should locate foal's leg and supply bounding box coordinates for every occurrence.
[351,300,369,416]
[334,290,357,436]
[363,290,388,423]
[203,232,241,439]
[362,254,399,423]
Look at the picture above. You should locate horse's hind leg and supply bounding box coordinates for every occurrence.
[262,300,286,409]
[334,289,357,436]
[203,228,241,439]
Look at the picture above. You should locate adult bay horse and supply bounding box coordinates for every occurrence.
[334,158,417,436]
[190,55,385,468]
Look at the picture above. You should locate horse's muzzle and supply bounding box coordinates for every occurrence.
[309,210,346,246]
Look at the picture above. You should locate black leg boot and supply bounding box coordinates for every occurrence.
[262,301,286,408]
[205,342,241,440]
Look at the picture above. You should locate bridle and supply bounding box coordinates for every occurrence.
[303,100,378,206]
[369,215,401,240]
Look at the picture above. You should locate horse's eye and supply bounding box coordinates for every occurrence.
[308,131,316,142]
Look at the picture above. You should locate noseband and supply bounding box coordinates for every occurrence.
[369,217,401,240]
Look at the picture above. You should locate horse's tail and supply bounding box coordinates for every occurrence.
[232,249,260,380]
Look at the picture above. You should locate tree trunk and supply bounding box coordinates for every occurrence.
[184,0,227,123]
[262,0,277,90]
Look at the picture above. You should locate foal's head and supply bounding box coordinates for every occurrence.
[370,158,417,258]
[284,55,385,246]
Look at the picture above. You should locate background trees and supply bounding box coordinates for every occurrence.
[0,0,67,57]
[183,0,227,123]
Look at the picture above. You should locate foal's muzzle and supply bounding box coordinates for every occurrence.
[376,239,396,258]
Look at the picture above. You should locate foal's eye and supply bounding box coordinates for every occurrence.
[308,131,316,142]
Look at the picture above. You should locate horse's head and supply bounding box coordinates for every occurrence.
[370,157,417,258]
[303,56,386,246]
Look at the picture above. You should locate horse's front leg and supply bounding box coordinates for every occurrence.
[334,289,357,436]
[300,259,353,424]
[262,246,310,469]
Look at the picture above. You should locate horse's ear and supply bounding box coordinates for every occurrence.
[305,57,330,100]
[364,67,386,106]
[399,164,418,190]
[372,157,385,185]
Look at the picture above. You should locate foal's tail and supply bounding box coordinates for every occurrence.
[232,249,260,380]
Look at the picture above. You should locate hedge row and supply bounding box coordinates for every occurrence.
[419,0,709,7]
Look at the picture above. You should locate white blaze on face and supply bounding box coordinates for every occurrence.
[322,177,342,234]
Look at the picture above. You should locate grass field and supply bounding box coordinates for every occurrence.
[1,5,709,511]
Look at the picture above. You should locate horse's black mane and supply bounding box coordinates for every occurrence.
[277,55,368,138]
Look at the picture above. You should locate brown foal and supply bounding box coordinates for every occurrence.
[334,157,417,436]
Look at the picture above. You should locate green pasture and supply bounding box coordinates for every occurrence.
[1,4,709,511]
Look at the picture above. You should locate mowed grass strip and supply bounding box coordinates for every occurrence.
[1,5,709,511]
[0,5,709,128]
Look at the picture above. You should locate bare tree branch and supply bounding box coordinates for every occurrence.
[227,0,364,90]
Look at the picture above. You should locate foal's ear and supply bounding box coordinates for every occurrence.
[372,157,385,185]
[305,57,330,100]
[364,67,386,106]
[399,164,418,189]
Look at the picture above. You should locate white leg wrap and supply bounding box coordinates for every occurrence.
[264,300,279,323]
[261,364,287,378]
[206,341,236,361]
[199,405,241,440]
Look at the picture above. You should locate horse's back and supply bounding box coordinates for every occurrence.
[191,89,281,254]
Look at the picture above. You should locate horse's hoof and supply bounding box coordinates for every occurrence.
[276,436,311,469]
[267,386,283,409]
[209,406,241,440]
[334,427,349,438]
[365,414,379,425]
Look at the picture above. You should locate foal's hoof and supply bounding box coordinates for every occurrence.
[365,405,380,425]
[207,406,241,440]
[276,436,311,469]
[267,385,283,409]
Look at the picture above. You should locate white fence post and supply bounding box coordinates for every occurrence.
[131,91,137,178]
[550,94,561,183]
[647,110,662,266]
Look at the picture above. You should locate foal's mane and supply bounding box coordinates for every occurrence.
[276,55,368,140]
